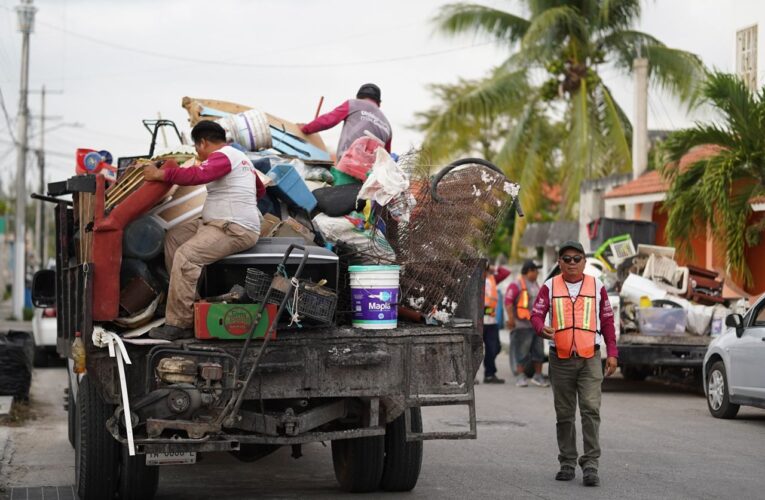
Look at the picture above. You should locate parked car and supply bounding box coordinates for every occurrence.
[32,305,57,366]
[703,295,765,418]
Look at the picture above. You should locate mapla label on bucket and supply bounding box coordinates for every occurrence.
[352,288,398,323]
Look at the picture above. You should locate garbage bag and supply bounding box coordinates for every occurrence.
[313,213,395,262]
[0,331,34,399]
[335,135,383,181]
[313,184,364,217]
[304,166,334,184]
[357,148,410,207]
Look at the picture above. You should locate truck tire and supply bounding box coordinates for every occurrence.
[119,446,159,500]
[331,434,385,493]
[75,374,119,500]
[67,376,76,448]
[380,408,423,492]
[706,361,739,419]
[621,365,649,381]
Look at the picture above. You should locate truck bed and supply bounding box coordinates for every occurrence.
[619,334,712,346]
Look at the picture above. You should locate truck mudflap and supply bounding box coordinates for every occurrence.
[105,329,479,449]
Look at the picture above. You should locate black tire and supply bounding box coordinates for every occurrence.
[75,375,119,500]
[67,376,76,448]
[621,365,649,381]
[706,361,740,419]
[380,408,423,492]
[331,434,385,493]
[119,446,159,500]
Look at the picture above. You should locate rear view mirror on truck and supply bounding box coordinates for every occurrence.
[31,270,56,308]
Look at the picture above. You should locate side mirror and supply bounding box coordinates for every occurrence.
[725,313,745,338]
[31,269,56,308]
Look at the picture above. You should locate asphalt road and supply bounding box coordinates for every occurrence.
[2,358,764,500]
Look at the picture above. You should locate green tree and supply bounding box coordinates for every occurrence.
[428,0,704,253]
[661,72,765,286]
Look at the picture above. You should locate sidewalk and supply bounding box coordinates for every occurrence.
[0,300,32,333]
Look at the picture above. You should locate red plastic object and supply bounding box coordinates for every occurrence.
[91,162,176,321]
[335,136,383,181]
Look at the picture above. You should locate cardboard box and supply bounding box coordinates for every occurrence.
[260,213,281,238]
[194,302,277,340]
[273,217,315,244]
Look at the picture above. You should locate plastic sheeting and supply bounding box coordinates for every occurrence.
[0,331,34,399]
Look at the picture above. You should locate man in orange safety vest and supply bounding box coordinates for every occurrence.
[530,241,618,488]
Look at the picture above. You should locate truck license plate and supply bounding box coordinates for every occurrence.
[145,452,197,466]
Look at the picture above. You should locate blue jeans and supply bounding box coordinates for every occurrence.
[483,324,501,377]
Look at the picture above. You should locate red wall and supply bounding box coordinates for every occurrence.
[744,212,765,295]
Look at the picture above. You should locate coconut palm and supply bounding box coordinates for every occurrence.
[661,72,765,285]
[425,0,704,253]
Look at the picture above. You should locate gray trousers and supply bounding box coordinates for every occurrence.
[549,350,603,470]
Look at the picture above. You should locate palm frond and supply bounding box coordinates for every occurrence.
[522,5,590,60]
[643,45,705,103]
[598,0,641,31]
[434,3,531,44]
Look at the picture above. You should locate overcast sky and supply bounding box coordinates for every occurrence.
[0,0,759,187]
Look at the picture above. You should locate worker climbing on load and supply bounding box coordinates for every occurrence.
[142,120,266,340]
[299,83,392,159]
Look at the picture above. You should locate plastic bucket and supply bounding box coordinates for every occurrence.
[220,110,272,152]
[267,163,318,212]
[349,265,400,329]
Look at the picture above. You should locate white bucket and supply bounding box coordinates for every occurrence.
[349,265,400,330]
[220,110,272,151]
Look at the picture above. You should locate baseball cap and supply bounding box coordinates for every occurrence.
[558,240,585,256]
[521,260,540,274]
[357,83,381,103]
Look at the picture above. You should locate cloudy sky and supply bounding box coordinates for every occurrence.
[0,0,759,187]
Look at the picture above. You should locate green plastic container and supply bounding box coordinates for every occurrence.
[331,166,361,186]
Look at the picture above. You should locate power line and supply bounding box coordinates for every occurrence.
[35,18,492,70]
[0,86,16,143]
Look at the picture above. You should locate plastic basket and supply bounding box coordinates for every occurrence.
[245,268,337,324]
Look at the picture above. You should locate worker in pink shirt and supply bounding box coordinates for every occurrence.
[142,120,265,340]
[299,83,392,160]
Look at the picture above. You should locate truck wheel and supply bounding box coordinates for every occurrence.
[67,376,76,448]
[75,375,119,500]
[707,361,739,419]
[380,408,423,492]
[331,434,385,493]
[33,346,49,367]
[119,446,159,500]
[621,365,649,381]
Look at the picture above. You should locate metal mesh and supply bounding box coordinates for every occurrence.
[245,268,337,324]
[390,157,519,321]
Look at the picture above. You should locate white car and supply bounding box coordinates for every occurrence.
[32,306,58,366]
[703,295,765,418]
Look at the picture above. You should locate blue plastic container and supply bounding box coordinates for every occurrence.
[267,163,317,212]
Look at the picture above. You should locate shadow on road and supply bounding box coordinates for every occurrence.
[602,376,702,396]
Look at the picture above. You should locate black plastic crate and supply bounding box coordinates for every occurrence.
[245,268,337,324]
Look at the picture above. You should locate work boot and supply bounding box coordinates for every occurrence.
[515,374,529,387]
[530,374,550,387]
[555,466,576,481]
[582,468,600,487]
[483,375,505,384]
[149,324,193,341]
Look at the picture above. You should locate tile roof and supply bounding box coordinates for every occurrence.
[604,145,722,200]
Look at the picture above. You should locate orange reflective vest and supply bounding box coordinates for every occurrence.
[551,274,598,359]
[484,274,498,317]
[516,278,531,320]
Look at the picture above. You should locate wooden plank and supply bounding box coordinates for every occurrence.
[181,96,329,153]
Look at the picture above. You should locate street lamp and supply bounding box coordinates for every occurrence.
[15,0,36,33]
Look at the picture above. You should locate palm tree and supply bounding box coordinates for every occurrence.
[426,0,704,253]
[661,72,765,286]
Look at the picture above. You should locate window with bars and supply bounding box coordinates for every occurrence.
[736,25,758,91]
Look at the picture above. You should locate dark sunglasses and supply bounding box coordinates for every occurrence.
[560,255,584,264]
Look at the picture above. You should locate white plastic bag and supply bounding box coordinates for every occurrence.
[357,148,409,206]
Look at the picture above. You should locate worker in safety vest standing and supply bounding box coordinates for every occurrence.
[483,264,510,383]
[530,241,618,487]
[505,260,547,387]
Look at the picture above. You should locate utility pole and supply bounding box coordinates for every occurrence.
[632,57,649,180]
[12,0,36,319]
[31,87,63,269]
